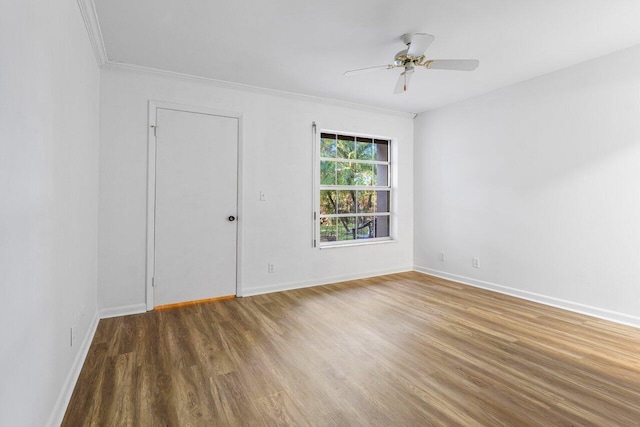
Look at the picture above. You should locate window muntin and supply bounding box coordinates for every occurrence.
[318,132,391,245]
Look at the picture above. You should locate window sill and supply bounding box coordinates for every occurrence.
[318,238,396,249]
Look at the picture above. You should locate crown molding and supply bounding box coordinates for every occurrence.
[75,0,415,119]
[103,61,417,119]
[77,0,108,66]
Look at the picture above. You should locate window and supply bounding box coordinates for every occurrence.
[317,132,391,246]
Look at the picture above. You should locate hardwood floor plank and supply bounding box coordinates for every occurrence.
[63,272,640,426]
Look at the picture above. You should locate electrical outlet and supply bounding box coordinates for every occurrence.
[259,191,267,201]
[439,252,445,262]
[267,262,274,273]
[472,257,480,268]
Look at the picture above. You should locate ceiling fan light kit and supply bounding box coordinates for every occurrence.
[344,33,479,94]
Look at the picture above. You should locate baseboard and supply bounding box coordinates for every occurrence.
[47,310,100,427]
[98,303,147,319]
[241,266,414,297]
[47,304,146,425]
[413,265,640,328]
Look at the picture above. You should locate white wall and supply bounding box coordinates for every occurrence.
[98,67,414,312]
[414,45,640,326]
[0,1,100,425]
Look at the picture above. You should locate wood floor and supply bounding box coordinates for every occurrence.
[63,272,640,426]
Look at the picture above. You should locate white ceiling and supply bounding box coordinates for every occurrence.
[94,0,640,114]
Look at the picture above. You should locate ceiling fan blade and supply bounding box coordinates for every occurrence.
[343,65,391,77]
[424,59,479,71]
[393,70,413,94]
[406,33,435,57]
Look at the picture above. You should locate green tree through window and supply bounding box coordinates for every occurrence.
[319,133,391,244]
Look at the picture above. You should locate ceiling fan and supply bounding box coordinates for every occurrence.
[344,33,479,94]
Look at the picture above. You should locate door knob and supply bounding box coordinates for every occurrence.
[228,215,236,222]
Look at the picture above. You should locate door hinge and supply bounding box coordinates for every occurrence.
[312,121,316,134]
[151,125,157,137]
[152,277,155,288]
[313,212,317,220]
[313,239,316,248]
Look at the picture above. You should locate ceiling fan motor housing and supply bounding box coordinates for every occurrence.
[394,49,424,67]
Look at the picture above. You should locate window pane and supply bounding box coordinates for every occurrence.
[319,190,337,215]
[336,162,355,185]
[318,133,392,246]
[337,190,356,214]
[336,217,356,241]
[355,163,373,186]
[372,164,388,186]
[336,135,355,159]
[375,191,390,213]
[356,190,376,213]
[320,217,337,242]
[374,139,389,161]
[356,216,375,239]
[321,135,337,158]
[356,138,373,160]
[320,160,336,185]
[374,216,390,238]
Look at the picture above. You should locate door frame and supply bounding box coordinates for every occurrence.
[146,100,244,311]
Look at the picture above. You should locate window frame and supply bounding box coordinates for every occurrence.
[313,127,394,248]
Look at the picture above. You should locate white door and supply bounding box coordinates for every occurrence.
[154,108,238,307]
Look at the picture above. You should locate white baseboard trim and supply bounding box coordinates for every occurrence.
[241,266,413,297]
[99,303,147,319]
[47,310,100,427]
[413,265,640,329]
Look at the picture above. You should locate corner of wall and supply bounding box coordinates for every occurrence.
[77,0,108,66]
[46,311,100,427]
